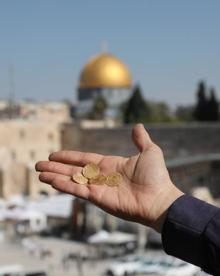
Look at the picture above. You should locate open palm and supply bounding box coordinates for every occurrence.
[36,124,182,231]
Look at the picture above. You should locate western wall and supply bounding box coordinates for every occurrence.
[62,122,220,198]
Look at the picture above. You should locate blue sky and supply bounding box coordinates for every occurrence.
[0,0,219,106]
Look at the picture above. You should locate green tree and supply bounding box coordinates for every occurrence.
[175,105,194,122]
[207,88,219,121]
[193,81,208,121]
[150,102,172,122]
[88,94,107,120]
[123,85,151,124]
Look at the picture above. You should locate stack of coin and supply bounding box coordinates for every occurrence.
[72,163,122,187]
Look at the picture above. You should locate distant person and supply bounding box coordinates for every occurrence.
[36,124,220,275]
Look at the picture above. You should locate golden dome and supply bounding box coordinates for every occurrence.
[79,53,132,89]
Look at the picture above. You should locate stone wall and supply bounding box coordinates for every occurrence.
[167,155,220,198]
[61,123,220,199]
[61,123,220,160]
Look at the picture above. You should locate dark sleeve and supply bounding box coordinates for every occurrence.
[161,194,220,275]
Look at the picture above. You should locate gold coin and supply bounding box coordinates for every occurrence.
[106,172,122,186]
[72,172,88,185]
[82,163,100,179]
[89,174,106,185]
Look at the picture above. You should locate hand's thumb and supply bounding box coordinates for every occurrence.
[132,123,153,152]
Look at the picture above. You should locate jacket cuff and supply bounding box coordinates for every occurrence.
[161,194,219,266]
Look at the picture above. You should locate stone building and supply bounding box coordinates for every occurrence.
[0,101,71,199]
[0,100,70,122]
[0,120,61,163]
[19,101,70,122]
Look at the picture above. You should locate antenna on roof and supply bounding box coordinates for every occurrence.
[8,64,15,104]
[8,64,16,119]
[101,41,108,53]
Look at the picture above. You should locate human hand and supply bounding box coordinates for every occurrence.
[35,124,183,232]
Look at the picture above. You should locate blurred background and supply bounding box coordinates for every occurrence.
[0,0,219,275]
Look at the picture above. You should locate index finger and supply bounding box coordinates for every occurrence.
[49,150,104,166]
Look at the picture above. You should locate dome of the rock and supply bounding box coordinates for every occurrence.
[79,53,132,89]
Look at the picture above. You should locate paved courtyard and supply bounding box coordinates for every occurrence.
[0,237,209,276]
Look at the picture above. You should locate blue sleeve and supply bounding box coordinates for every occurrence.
[161,195,220,275]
